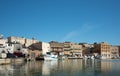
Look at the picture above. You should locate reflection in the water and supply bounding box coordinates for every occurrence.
[101,59,120,76]
[82,59,101,76]
[42,61,58,76]
[0,59,120,76]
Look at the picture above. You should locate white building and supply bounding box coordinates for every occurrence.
[41,42,51,55]
[0,38,10,53]
[0,38,14,58]
[0,35,29,58]
[0,38,8,45]
[0,38,27,54]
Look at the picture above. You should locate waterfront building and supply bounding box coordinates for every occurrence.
[49,41,64,56]
[71,43,83,58]
[28,41,51,56]
[93,43,101,54]
[0,36,14,54]
[0,35,28,58]
[63,42,83,58]
[63,42,73,56]
[110,46,119,58]
[13,43,23,52]
[93,42,119,59]
[40,42,51,55]
[28,42,43,60]
[93,42,111,59]
[118,46,120,57]
[28,42,50,59]
[79,43,94,56]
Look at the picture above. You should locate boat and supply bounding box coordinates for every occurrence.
[44,52,58,61]
[83,55,89,60]
[91,55,95,60]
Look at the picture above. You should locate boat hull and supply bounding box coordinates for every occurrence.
[44,56,58,60]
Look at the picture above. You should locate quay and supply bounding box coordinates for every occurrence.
[0,58,25,65]
[11,58,25,63]
[0,59,11,65]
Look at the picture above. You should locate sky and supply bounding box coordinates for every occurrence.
[0,0,120,45]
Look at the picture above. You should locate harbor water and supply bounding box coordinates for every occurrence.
[0,59,120,76]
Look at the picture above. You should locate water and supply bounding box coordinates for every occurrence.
[0,59,120,76]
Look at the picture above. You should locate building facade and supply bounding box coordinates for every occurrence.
[8,36,39,47]
[79,43,94,56]
[28,42,51,59]
[49,41,64,56]
[110,46,119,58]
[41,42,51,55]
[28,42,42,60]
[63,42,73,56]
[25,38,39,47]
[0,37,14,54]
[71,43,83,58]
[93,42,119,59]
[63,42,83,58]
[0,39,8,46]
[118,46,120,57]
[93,42,111,59]
[8,36,25,44]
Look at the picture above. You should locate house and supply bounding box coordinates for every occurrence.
[28,42,43,60]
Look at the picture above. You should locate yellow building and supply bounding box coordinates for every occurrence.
[71,43,83,58]
[101,42,111,59]
[63,42,83,58]
[63,42,73,56]
[49,41,64,56]
[94,42,119,59]
[94,42,111,59]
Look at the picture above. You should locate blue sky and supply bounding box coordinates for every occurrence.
[0,0,120,45]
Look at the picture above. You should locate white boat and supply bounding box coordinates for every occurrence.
[83,55,89,60]
[91,55,95,60]
[44,52,58,60]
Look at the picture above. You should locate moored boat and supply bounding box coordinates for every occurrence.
[44,55,58,60]
[44,52,58,60]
